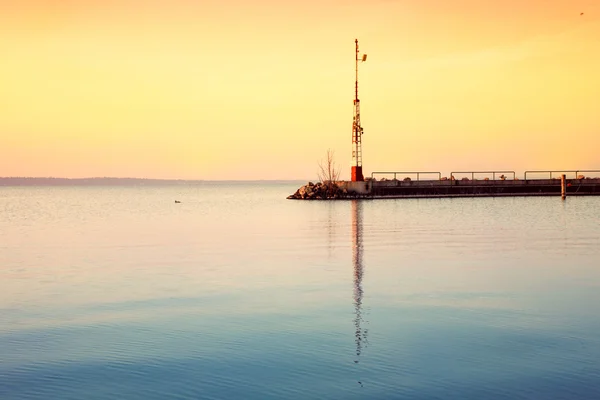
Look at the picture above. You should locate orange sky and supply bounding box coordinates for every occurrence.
[1,0,598,179]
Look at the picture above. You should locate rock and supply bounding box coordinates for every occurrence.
[287,181,350,200]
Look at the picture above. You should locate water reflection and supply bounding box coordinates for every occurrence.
[352,200,368,363]
[327,202,337,259]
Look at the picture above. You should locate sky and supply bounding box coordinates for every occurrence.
[1,0,599,180]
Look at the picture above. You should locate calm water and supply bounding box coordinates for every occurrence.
[1,182,600,399]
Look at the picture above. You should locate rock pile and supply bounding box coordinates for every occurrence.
[287,181,348,200]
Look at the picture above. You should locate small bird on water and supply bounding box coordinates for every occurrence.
[175,200,181,203]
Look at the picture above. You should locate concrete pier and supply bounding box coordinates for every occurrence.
[365,177,600,199]
[287,170,600,200]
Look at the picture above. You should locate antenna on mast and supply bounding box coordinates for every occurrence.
[351,39,367,182]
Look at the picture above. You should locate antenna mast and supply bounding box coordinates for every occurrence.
[351,39,366,181]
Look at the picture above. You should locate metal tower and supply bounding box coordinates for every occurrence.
[351,39,367,182]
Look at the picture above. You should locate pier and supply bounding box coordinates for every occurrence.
[345,170,600,199]
[288,170,600,200]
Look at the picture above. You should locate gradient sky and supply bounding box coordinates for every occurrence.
[1,0,598,180]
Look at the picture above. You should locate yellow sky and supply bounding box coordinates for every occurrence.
[1,0,598,179]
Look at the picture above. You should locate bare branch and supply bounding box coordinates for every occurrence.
[317,148,341,197]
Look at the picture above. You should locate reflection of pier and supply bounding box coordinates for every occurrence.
[352,200,368,363]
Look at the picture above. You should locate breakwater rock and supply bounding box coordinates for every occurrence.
[287,182,348,200]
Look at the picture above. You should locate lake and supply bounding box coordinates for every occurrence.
[1,182,600,399]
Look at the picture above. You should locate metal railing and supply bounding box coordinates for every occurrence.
[524,170,600,180]
[450,171,516,181]
[369,170,600,182]
[371,171,442,181]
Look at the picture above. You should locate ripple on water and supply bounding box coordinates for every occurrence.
[1,186,600,399]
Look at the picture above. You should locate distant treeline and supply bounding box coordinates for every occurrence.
[0,177,304,186]
[0,177,198,186]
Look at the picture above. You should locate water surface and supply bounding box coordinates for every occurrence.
[1,183,600,399]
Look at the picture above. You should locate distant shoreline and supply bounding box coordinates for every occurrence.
[0,177,307,186]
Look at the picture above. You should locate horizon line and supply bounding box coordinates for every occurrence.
[0,176,309,182]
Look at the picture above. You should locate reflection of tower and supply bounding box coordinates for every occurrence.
[327,203,336,259]
[351,39,367,182]
[352,200,368,362]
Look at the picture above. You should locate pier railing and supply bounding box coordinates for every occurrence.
[371,171,441,181]
[524,170,600,180]
[450,171,516,181]
[370,170,600,182]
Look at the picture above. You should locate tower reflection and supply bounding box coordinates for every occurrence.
[352,200,368,363]
[327,202,336,259]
